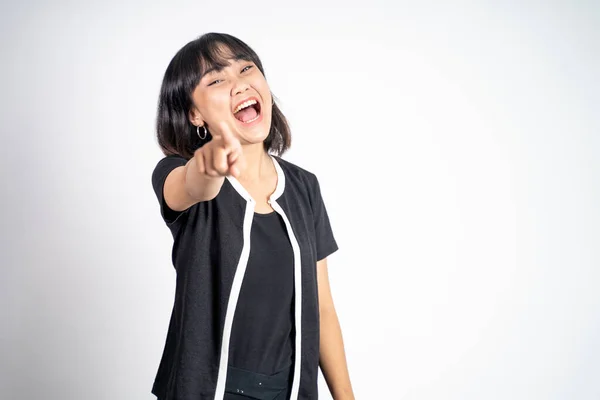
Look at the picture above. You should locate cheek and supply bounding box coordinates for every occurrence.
[199,92,231,121]
[255,82,272,109]
[250,75,269,94]
[259,80,270,96]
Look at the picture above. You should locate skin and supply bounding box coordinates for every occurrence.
[188,53,277,213]
[163,49,355,399]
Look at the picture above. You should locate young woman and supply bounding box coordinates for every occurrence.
[151,32,354,400]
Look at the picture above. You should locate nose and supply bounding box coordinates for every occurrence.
[231,80,250,96]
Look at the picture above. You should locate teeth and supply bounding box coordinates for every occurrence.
[243,114,260,123]
[234,99,257,114]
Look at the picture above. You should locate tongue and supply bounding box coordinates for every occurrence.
[235,106,258,123]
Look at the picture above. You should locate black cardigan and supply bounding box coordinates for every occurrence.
[151,154,338,399]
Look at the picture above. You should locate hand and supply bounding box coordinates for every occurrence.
[193,122,246,178]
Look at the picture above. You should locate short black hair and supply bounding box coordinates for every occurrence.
[155,32,291,159]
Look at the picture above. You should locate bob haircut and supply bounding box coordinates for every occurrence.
[155,32,291,159]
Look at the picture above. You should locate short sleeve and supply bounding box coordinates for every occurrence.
[151,155,189,226]
[309,173,339,261]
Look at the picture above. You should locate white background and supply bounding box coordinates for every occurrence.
[1,1,599,399]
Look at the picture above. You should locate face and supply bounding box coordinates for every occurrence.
[189,55,272,146]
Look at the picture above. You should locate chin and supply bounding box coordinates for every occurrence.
[242,126,270,146]
[237,117,272,145]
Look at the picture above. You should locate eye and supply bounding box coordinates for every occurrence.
[241,65,253,73]
[208,79,222,86]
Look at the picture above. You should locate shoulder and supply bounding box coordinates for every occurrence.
[153,154,189,171]
[272,156,327,213]
[272,155,319,188]
[152,154,188,184]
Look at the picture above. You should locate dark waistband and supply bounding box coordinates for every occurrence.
[225,364,292,399]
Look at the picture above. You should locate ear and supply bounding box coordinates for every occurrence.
[188,106,205,127]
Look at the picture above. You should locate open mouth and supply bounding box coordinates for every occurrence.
[233,98,262,124]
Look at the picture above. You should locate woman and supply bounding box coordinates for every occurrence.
[151,32,354,400]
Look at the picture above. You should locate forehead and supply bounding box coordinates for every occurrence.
[199,43,253,76]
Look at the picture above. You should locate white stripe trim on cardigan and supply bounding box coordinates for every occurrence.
[214,155,302,399]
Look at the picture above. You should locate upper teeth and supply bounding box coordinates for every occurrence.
[234,99,257,114]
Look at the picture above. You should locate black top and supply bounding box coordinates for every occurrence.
[150,154,338,400]
[228,211,295,374]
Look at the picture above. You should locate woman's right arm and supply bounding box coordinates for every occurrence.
[162,160,224,212]
[163,122,245,212]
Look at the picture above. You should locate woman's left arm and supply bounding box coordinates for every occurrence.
[317,258,355,400]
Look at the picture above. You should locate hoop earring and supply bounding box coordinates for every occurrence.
[197,125,207,140]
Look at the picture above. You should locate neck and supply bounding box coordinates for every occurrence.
[239,143,271,183]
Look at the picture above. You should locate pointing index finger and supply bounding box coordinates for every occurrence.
[217,122,238,147]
